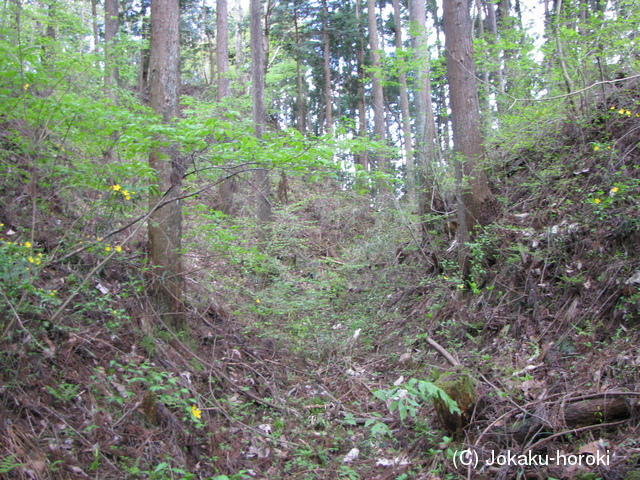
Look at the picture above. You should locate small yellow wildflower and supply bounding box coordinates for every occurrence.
[256,299,261,303]
[610,106,616,110]
[111,184,122,191]
[594,198,601,204]
[619,108,625,115]
[191,405,202,419]
[593,145,600,151]
[115,245,122,252]
[24,241,32,248]
[122,190,130,196]
[125,195,131,200]
[23,83,29,90]
[35,258,41,265]
[105,246,111,252]
[626,110,632,116]
[458,285,465,289]
[611,187,619,193]
[27,256,34,263]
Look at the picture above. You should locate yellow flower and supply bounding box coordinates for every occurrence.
[122,190,129,196]
[256,299,260,303]
[115,245,122,252]
[619,109,625,115]
[594,198,601,204]
[111,184,121,191]
[105,246,111,252]
[626,110,632,116]
[35,258,41,265]
[191,405,202,419]
[610,106,616,110]
[23,83,29,90]
[27,256,34,263]
[125,195,131,200]
[593,145,600,151]
[611,187,619,193]
[24,241,32,248]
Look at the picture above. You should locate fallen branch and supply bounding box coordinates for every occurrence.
[425,336,460,367]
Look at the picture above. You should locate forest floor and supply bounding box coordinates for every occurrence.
[2,86,640,480]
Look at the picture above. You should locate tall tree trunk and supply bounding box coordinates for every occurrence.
[217,0,230,99]
[392,0,412,184]
[148,0,185,330]
[443,0,496,276]
[293,1,306,133]
[204,0,215,86]
[475,0,492,128]
[234,0,245,73]
[103,0,119,164]
[553,0,575,106]
[354,0,368,182]
[217,0,236,216]
[409,0,439,239]
[483,0,506,113]
[138,0,151,97]
[104,0,118,89]
[90,0,98,52]
[41,1,57,65]
[251,0,272,223]
[366,0,388,184]
[322,0,332,133]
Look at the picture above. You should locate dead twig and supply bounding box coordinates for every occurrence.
[425,336,460,367]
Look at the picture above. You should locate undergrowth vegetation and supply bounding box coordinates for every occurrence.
[3,86,640,477]
[2,1,640,479]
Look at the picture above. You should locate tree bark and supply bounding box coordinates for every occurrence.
[148,0,185,330]
[293,1,306,133]
[234,0,245,72]
[217,0,230,99]
[366,0,388,185]
[475,0,493,128]
[392,0,412,177]
[138,0,151,97]
[354,0,368,183]
[216,0,237,216]
[409,0,439,239]
[251,0,272,223]
[90,0,98,53]
[443,0,496,276]
[104,0,118,89]
[483,0,506,114]
[322,0,332,133]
